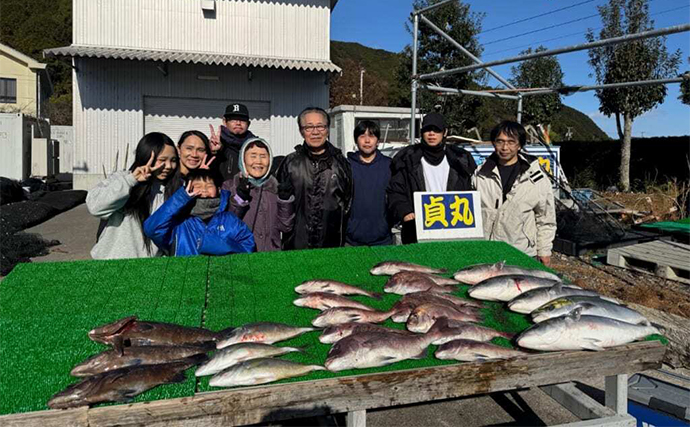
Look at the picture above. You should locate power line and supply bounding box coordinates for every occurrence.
[483,13,601,46]
[478,0,597,36]
[482,4,690,57]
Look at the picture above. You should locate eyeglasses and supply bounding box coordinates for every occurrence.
[301,124,328,133]
[494,139,520,147]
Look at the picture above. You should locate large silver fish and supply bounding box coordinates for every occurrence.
[468,275,564,302]
[319,323,411,344]
[48,356,203,409]
[208,358,326,387]
[391,292,482,323]
[531,296,648,325]
[217,323,314,349]
[507,283,613,314]
[416,273,460,286]
[435,339,527,362]
[429,321,514,345]
[370,261,446,276]
[293,292,375,312]
[324,319,449,371]
[516,309,659,351]
[406,304,482,333]
[384,271,456,295]
[70,345,209,377]
[453,261,560,285]
[195,343,303,377]
[294,280,381,299]
[312,307,394,328]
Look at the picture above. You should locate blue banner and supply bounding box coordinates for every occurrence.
[420,193,476,230]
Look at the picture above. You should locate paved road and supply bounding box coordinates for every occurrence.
[27,203,98,263]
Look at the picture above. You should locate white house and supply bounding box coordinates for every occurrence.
[45,0,340,190]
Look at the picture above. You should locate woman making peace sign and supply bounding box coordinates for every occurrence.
[86,132,178,259]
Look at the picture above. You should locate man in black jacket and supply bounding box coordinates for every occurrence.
[387,112,477,244]
[210,103,257,181]
[277,107,353,250]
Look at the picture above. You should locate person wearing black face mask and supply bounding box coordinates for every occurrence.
[386,112,477,244]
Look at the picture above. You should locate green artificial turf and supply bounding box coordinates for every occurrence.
[0,241,664,415]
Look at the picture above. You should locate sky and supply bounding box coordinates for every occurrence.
[331,0,690,138]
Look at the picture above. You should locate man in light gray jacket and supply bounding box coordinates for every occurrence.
[473,121,556,266]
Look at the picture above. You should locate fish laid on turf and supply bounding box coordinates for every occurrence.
[507,283,615,314]
[468,275,564,302]
[217,323,315,349]
[435,339,527,362]
[370,261,446,276]
[453,261,560,285]
[384,271,456,295]
[70,345,209,377]
[209,358,326,387]
[429,321,514,345]
[324,319,449,371]
[391,292,482,323]
[406,304,482,333]
[293,292,375,312]
[195,343,303,377]
[294,280,381,299]
[516,309,659,351]
[89,316,218,349]
[312,307,394,328]
[48,356,204,409]
[319,322,412,344]
[532,296,648,325]
[417,273,460,286]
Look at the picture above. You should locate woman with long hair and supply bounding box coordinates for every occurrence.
[86,132,178,259]
[165,130,215,198]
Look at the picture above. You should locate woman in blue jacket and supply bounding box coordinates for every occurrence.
[144,168,255,256]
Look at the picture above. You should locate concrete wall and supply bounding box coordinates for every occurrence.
[52,126,74,174]
[0,51,38,116]
[74,0,332,61]
[72,58,329,190]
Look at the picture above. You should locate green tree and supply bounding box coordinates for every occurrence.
[392,0,485,133]
[680,58,690,106]
[0,0,73,124]
[510,46,564,128]
[585,0,681,191]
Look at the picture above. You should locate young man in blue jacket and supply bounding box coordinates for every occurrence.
[144,168,255,256]
[346,120,393,246]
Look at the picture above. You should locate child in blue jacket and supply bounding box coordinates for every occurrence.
[144,168,255,256]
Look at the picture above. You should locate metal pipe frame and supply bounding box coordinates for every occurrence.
[411,0,456,16]
[418,24,690,81]
[410,13,420,145]
[425,84,520,100]
[520,76,686,96]
[418,14,517,90]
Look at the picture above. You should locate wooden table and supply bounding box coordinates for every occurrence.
[0,341,665,427]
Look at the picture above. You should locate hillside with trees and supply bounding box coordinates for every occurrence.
[330,40,609,142]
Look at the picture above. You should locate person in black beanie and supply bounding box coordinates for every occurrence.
[209,103,257,181]
[386,112,477,244]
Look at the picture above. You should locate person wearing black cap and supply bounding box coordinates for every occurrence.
[386,112,477,244]
[209,103,257,181]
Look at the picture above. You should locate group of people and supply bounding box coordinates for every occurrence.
[87,103,556,265]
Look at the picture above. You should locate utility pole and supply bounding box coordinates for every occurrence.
[360,68,365,105]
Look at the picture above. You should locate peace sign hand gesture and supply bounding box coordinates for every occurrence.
[209,124,222,154]
[199,154,216,170]
[132,151,163,183]
[186,180,202,198]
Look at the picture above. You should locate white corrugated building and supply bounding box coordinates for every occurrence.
[45,0,340,190]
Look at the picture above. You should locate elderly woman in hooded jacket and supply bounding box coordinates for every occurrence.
[222,137,295,251]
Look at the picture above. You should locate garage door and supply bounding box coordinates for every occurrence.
[144,97,271,144]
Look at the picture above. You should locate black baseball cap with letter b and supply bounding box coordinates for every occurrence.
[224,103,250,120]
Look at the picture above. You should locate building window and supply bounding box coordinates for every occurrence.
[0,78,17,104]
